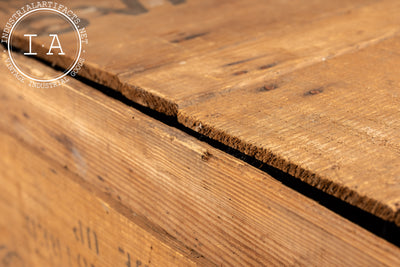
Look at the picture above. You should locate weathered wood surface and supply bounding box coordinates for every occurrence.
[1,0,399,224]
[0,133,200,267]
[1,54,400,265]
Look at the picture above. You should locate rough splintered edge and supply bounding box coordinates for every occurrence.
[79,66,179,116]
[3,31,179,117]
[8,30,399,227]
[177,112,400,227]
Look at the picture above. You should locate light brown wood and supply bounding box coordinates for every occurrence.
[179,35,400,225]
[0,133,200,267]
[2,0,399,224]
[1,54,400,266]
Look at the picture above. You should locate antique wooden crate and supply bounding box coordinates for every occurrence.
[1,0,400,266]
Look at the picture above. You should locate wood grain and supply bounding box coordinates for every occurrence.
[179,35,400,226]
[0,54,400,265]
[2,0,399,224]
[0,133,200,267]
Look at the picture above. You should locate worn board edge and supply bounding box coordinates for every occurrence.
[0,54,400,265]
[2,6,399,225]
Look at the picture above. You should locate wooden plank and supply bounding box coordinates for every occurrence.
[2,0,399,224]
[1,54,400,265]
[178,35,400,226]
[0,133,200,267]
[1,0,396,113]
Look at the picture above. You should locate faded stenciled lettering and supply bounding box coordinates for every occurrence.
[20,214,151,266]
[118,246,150,267]
[72,220,100,255]
[0,245,25,267]
[75,0,186,18]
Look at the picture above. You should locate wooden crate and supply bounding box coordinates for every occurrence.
[1,0,400,266]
